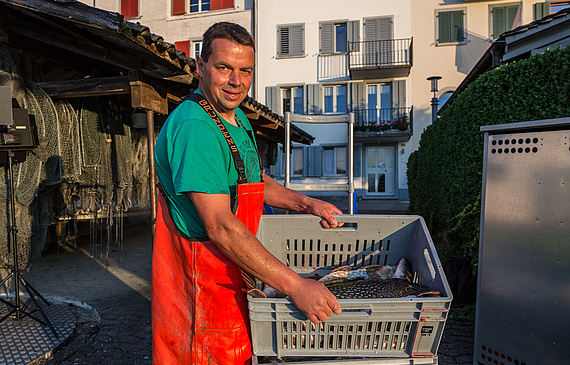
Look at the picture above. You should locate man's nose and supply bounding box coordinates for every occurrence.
[228,70,241,85]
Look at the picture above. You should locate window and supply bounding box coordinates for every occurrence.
[324,85,347,114]
[277,146,304,177]
[191,0,210,12]
[436,9,466,45]
[320,21,359,54]
[535,2,570,20]
[121,0,139,18]
[193,41,202,59]
[323,146,347,176]
[282,87,304,114]
[277,24,305,58]
[491,4,520,38]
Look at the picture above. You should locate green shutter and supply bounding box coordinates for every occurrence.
[439,12,451,43]
[451,11,464,42]
[534,2,551,20]
[506,5,520,30]
[320,22,334,54]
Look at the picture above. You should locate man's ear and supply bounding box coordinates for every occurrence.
[196,54,203,75]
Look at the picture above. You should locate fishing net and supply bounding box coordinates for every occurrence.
[0,49,151,269]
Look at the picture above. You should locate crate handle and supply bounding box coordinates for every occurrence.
[322,222,358,231]
[424,247,437,280]
[336,307,372,317]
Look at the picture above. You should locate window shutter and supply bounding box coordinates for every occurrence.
[307,146,322,177]
[353,145,361,177]
[277,26,290,57]
[506,5,520,30]
[438,12,451,43]
[320,22,334,54]
[210,0,234,10]
[175,40,190,56]
[121,0,139,18]
[347,20,360,52]
[534,2,551,20]
[451,11,464,42]
[306,84,321,115]
[378,18,392,41]
[392,80,406,111]
[290,24,304,57]
[350,82,366,123]
[265,86,279,114]
[172,0,185,15]
[493,7,505,38]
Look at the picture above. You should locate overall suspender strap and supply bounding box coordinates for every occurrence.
[184,93,263,184]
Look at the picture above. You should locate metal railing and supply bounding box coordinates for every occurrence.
[349,38,413,69]
[352,107,413,132]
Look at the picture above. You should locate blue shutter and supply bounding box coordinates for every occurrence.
[307,145,322,177]
[353,145,361,177]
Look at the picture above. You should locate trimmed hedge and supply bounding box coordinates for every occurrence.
[407,46,570,260]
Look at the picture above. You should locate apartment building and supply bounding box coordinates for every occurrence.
[80,0,254,61]
[257,0,413,201]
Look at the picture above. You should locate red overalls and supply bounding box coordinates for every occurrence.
[152,94,264,364]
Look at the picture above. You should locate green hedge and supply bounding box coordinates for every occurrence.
[407,46,570,260]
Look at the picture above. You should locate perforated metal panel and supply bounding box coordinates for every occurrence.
[475,118,570,365]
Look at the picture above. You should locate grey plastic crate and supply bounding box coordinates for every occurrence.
[249,214,452,358]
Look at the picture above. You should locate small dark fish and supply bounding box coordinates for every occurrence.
[325,278,440,299]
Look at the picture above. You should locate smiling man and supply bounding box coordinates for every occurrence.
[152,22,342,364]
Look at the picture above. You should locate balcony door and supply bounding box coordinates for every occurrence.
[365,146,395,197]
[366,84,391,125]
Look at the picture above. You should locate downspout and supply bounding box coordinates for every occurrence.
[253,0,258,100]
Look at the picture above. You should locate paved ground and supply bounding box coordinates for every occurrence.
[6,200,474,365]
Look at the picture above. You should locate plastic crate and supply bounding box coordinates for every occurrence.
[249,214,452,358]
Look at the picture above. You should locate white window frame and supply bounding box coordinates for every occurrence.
[322,145,347,177]
[435,8,467,46]
[281,86,304,115]
[192,40,202,60]
[323,84,347,114]
[190,0,210,13]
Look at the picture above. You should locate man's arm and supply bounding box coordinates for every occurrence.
[262,173,343,228]
[189,191,341,324]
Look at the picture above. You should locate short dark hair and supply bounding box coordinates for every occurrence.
[201,22,255,62]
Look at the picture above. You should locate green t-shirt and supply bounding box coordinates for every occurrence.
[155,92,262,239]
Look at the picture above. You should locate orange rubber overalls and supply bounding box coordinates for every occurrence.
[152,93,264,364]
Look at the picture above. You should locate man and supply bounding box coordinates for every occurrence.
[152,22,342,364]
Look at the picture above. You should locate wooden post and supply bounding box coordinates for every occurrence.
[146,110,157,235]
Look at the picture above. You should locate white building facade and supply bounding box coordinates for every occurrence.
[257,0,413,201]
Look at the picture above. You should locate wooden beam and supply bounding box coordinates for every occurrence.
[245,111,261,120]
[130,80,168,115]
[38,76,131,99]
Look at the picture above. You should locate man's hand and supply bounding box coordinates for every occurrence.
[303,198,343,228]
[287,278,342,324]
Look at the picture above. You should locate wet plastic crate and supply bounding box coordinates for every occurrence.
[249,214,452,358]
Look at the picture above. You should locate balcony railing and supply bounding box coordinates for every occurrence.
[348,38,413,70]
[353,107,413,133]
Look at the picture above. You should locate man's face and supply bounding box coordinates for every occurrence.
[197,38,254,122]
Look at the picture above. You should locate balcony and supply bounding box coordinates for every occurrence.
[348,38,413,80]
[353,107,413,143]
